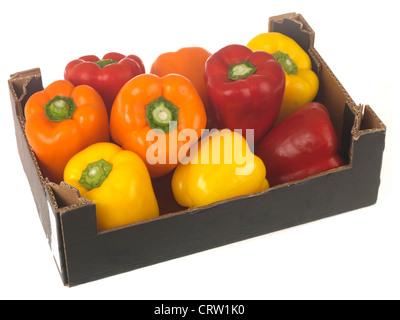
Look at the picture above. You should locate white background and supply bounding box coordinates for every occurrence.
[0,0,398,300]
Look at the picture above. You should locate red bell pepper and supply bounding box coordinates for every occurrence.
[64,52,145,115]
[204,44,285,144]
[256,102,345,186]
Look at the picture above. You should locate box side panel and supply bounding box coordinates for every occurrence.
[9,71,68,285]
[61,166,357,287]
[8,74,50,237]
[45,187,69,285]
[350,130,386,205]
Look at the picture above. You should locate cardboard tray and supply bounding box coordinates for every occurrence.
[8,13,386,287]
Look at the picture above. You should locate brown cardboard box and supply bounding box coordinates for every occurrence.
[8,13,386,287]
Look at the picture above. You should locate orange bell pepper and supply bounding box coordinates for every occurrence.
[110,73,207,178]
[24,80,110,183]
[150,47,214,128]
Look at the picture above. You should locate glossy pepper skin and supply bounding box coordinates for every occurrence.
[204,44,285,144]
[24,80,109,183]
[150,47,214,128]
[247,32,319,123]
[255,102,345,187]
[110,73,207,178]
[64,142,159,232]
[172,129,269,208]
[64,52,145,115]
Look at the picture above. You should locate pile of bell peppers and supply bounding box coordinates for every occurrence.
[24,31,344,232]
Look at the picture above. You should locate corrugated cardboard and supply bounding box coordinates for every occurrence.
[8,13,386,287]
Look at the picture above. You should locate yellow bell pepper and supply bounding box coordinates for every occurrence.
[247,32,319,123]
[172,129,269,208]
[64,142,159,231]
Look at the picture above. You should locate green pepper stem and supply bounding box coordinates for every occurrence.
[272,51,298,75]
[146,97,179,133]
[79,159,113,190]
[95,59,118,68]
[228,60,257,80]
[44,95,76,122]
